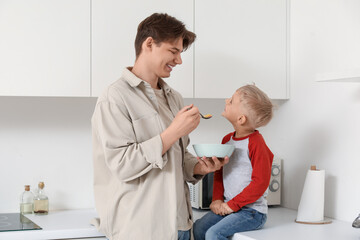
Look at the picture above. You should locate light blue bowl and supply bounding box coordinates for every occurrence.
[193,144,235,158]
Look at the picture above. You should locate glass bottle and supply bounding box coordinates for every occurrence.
[20,185,34,214]
[34,182,49,215]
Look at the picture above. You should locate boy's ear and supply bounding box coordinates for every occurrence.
[238,115,247,125]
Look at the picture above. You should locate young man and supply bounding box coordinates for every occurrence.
[91,13,229,240]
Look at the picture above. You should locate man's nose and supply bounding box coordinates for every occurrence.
[175,53,182,65]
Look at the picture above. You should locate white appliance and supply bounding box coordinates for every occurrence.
[188,157,282,209]
[267,156,282,205]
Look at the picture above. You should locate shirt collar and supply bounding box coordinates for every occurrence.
[123,67,172,94]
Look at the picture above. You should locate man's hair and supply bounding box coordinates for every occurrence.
[134,13,196,58]
[237,84,274,128]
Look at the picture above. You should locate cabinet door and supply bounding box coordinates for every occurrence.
[0,0,90,96]
[91,0,194,97]
[194,0,288,99]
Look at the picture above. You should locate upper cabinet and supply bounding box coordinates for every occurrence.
[0,0,90,97]
[0,0,288,99]
[194,0,289,99]
[91,0,194,97]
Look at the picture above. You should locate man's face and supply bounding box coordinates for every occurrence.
[150,37,183,78]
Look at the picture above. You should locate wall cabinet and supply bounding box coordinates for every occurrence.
[194,0,289,99]
[0,0,288,99]
[91,0,194,97]
[0,0,90,96]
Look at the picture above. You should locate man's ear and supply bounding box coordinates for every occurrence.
[143,37,154,52]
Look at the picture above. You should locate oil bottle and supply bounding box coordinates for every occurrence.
[20,185,34,214]
[33,182,49,215]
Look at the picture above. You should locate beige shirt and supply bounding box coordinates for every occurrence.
[91,68,200,240]
[153,88,191,231]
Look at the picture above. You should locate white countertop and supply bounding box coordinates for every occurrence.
[1,207,359,240]
[0,209,104,240]
[194,207,360,240]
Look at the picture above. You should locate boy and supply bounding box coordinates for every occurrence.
[193,85,274,240]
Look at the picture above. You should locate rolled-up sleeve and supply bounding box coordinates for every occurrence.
[92,99,167,182]
[182,138,202,184]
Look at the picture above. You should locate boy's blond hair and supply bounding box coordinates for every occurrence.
[237,84,273,129]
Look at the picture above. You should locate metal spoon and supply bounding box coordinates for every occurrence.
[200,113,212,119]
[186,107,212,119]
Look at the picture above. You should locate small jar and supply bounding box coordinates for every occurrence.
[20,185,34,214]
[34,182,49,215]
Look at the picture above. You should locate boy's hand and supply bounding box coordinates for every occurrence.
[193,156,230,175]
[219,202,234,216]
[210,200,223,214]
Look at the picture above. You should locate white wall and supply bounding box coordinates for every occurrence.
[277,0,360,222]
[0,97,97,212]
[1,0,360,223]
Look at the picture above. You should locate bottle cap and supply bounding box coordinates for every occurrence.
[25,185,30,191]
[38,182,45,189]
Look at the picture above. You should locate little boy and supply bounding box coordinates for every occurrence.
[193,85,274,240]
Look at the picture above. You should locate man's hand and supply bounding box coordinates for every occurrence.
[193,156,229,176]
[170,104,200,138]
[160,104,200,154]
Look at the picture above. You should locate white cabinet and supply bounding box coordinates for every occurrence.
[0,0,90,96]
[194,0,289,99]
[0,0,288,98]
[91,0,194,97]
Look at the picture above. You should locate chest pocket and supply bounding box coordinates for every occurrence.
[132,113,162,142]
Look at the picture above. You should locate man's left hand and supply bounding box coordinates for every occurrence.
[193,156,229,175]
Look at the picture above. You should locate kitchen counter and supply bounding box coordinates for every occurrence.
[1,207,358,240]
[193,206,359,240]
[0,209,105,240]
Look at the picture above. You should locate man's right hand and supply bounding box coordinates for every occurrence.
[160,104,200,155]
[170,104,200,138]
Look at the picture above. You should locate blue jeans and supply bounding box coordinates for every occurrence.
[193,207,267,240]
[178,230,190,240]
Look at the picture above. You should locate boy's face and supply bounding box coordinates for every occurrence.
[222,91,247,124]
[149,37,183,79]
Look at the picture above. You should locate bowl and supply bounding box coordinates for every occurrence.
[192,144,235,158]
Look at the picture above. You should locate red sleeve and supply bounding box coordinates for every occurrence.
[227,133,273,212]
[212,132,234,201]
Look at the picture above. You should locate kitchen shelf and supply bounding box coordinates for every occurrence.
[316,69,360,82]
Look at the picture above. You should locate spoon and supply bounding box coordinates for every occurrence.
[186,107,212,119]
[200,113,212,119]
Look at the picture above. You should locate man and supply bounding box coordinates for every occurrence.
[91,13,229,240]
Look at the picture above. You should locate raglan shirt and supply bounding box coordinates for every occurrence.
[212,130,274,214]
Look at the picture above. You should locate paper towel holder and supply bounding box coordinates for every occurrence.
[295,165,332,225]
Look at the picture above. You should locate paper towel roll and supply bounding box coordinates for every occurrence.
[295,167,330,224]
